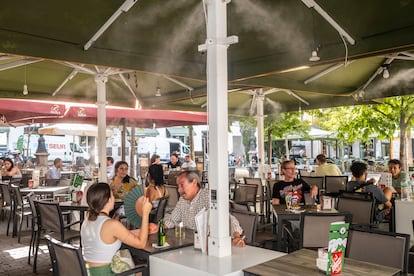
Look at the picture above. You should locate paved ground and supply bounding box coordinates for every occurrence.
[0,215,51,276]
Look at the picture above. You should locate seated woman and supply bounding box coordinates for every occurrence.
[1,157,22,180]
[147,158,168,222]
[81,182,152,276]
[147,155,168,206]
[109,161,138,200]
[347,161,392,222]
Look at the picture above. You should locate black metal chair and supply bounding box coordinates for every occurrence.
[27,191,39,265]
[299,212,352,250]
[45,235,149,276]
[336,196,375,227]
[33,200,81,273]
[280,212,351,253]
[0,183,13,236]
[346,226,410,274]
[167,171,180,186]
[233,183,258,213]
[150,196,168,223]
[11,185,32,242]
[244,177,265,217]
[300,176,325,191]
[324,175,348,196]
[230,209,257,245]
[165,184,179,214]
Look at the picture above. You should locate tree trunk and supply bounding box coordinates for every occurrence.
[408,127,413,166]
[285,138,289,160]
[399,112,408,171]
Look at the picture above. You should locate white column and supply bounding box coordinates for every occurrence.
[95,74,108,183]
[256,90,265,179]
[203,0,237,257]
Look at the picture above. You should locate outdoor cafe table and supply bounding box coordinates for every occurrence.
[124,228,194,270]
[272,204,338,252]
[20,186,70,197]
[243,248,401,276]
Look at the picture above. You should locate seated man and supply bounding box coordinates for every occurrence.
[45,158,63,180]
[167,152,182,170]
[181,154,196,169]
[164,170,246,247]
[388,159,409,194]
[272,160,318,206]
[314,154,342,176]
[347,161,392,222]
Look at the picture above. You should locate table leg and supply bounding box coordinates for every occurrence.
[276,216,283,251]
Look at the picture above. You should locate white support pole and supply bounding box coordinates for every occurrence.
[95,74,108,183]
[256,90,265,179]
[203,0,236,258]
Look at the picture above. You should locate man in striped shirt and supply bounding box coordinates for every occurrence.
[164,170,246,247]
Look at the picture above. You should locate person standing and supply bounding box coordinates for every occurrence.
[314,154,342,176]
[45,158,63,179]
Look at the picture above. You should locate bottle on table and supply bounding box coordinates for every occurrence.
[158,218,166,246]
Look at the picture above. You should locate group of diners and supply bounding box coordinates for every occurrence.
[271,155,408,224]
[79,154,245,276]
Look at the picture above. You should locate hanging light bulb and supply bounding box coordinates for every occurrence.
[22,65,29,95]
[23,84,29,95]
[309,50,320,62]
[382,66,390,79]
[155,86,161,97]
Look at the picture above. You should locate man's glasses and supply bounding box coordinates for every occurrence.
[283,167,296,170]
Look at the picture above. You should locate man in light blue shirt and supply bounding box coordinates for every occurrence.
[46,158,62,179]
[106,156,115,179]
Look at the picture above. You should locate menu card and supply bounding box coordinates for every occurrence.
[326,221,349,275]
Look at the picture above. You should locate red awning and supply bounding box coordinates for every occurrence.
[0,99,206,127]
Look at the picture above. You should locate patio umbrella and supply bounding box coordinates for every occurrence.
[38,124,112,137]
[124,185,144,228]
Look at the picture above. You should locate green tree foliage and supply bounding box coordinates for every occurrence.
[311,96,414,170]
[238,112,310,164]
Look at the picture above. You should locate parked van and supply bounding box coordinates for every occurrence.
[24,134,89,164]
[137,137,190,163]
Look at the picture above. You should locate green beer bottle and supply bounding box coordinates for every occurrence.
[158,219,166,246]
